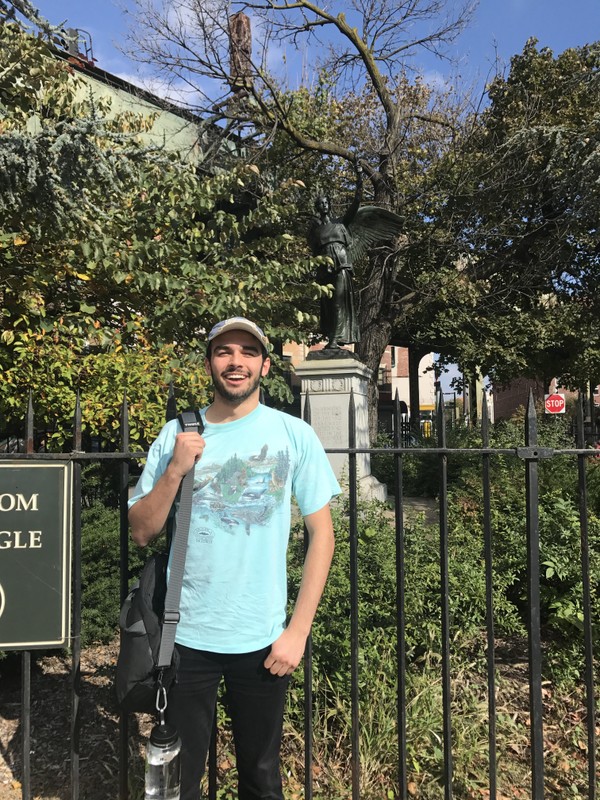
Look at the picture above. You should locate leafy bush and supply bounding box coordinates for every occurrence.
[282,410,600,795]
[80,500,166,645]
[371,424,482,498]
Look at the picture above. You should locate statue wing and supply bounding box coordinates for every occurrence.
[347,206,403,264]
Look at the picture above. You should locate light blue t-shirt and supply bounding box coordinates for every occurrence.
[129,404,341,653]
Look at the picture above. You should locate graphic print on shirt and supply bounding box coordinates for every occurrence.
[190,444,290,537]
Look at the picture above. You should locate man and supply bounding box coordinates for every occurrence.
[129,317,339,800]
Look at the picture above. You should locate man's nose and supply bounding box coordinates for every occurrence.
[226,350,243,367]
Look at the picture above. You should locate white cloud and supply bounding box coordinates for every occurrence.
[422,69,450,91]
[114,70,204,107]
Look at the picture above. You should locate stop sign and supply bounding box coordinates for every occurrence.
[544,393,566,414]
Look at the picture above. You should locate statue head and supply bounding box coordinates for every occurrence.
[314,194,331,217]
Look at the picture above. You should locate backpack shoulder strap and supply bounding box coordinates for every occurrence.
[177,409,204,433]
[157,410,204,669]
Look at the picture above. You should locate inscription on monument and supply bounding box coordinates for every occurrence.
[310,407,345,447]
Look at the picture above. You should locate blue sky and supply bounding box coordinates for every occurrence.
[32,0,600,91]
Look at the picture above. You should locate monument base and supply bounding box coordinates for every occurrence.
[358,474,387,503]
[295,357,387,502]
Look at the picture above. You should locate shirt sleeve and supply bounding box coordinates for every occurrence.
[291,421,341,516]
[127,419,179,509]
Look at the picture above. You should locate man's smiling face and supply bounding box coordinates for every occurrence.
[205,330,270,404]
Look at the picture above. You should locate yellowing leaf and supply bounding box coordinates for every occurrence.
[76,273,91,281]
[13,235,28,246]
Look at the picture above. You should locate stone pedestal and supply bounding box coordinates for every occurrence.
[295,356,387,501]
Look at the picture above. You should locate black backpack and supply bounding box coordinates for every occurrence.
[115,552,176,713]
[115,411,203,715]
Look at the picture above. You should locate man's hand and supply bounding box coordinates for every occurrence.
[264,627,307,677]
[129,430,205,546]
[169,431,205,479]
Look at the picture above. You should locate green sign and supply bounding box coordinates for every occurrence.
[0,461,73,650]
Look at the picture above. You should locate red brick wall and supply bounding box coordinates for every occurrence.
[493,378,546,421]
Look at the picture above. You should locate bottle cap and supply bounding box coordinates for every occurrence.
[150,723,179,747]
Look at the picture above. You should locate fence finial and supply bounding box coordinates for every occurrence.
[120,391,129,450]
[303,389,311,425]
[525,389,537,446]
[436,383,446,448]
[481,387,489,442]
[25,390,34,454]
[72,390,82,452]
[166,382,177,422]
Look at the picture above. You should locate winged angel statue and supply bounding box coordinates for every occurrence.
[307,170,403,351]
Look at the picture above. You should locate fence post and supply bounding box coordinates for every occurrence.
[119,393,130,800]
[576,395,597,799]
[481,392,497,799]
[436,387,453,799]
[524,390,544,799]
[70,393,83,800]
[303,391,314,800]
[21,392,34,800]
[393,390,408,800]
[348,390,360,800]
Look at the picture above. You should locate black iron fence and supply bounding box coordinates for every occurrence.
[0,388,598,800]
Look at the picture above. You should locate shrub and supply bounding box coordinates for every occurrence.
[283,415,600,795]
[80,501,165,645]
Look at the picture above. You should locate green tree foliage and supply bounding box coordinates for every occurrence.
[127,2,600,408]
[435,40,600,387]
[0,15,328,445]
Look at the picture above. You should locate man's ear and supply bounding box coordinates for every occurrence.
[261,357,271,377]
[204,356,212,376]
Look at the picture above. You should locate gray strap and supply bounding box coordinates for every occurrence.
[156,410,203,669]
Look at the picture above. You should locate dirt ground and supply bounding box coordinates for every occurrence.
[2,636,595,800]
[0,640,151,800]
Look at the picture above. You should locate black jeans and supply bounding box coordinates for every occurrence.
[167,643,290,800]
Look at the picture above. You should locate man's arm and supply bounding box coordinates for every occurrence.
[129,432,205,547]
[264,503,335,677]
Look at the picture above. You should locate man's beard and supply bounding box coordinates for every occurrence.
[212,370,262,404]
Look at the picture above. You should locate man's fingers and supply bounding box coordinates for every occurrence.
[266,661,294,677]
[172,433,205,474]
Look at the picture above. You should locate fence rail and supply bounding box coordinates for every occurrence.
[0,388,598,800]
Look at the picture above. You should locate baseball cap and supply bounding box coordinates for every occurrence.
[207,317,270,352]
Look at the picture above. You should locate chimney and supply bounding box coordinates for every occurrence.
[229,12,253,93]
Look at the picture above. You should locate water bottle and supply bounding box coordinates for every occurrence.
[145,722,181,800]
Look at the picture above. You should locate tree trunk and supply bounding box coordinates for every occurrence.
[408,346,424,435]
[356,314,393,444]
[354,178,404,443]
